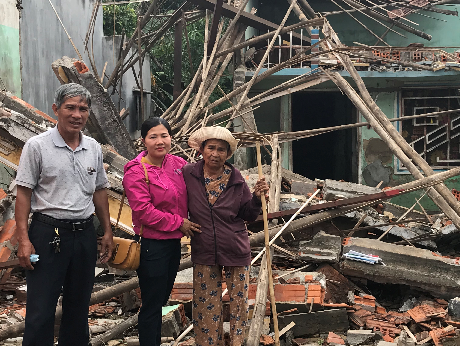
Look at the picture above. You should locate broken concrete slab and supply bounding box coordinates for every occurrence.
[0,91,56,126]
[52,57,137,160]
[316,264,356,304]
[323,179,381,200]
[277,309,348,337]
[161,304,187,338]
[341,237,460,299]
[298,231,342,263]
[290,180,317,196]
[347,330,375,345]
[448,297,460,318]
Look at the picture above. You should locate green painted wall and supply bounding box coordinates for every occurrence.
[0,0,21,97]
[258,1,460,50]
[359,91,460,212]
[0,24,21,97]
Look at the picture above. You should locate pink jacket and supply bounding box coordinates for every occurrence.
[123,151,188,240]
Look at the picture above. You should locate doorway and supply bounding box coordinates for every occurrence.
[291,91,356,182]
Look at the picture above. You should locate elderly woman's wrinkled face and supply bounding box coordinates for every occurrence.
[202,139,229,170]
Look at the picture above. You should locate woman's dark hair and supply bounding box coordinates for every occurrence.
[141,117,172,139]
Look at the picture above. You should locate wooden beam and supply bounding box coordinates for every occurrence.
[188,0,311,43]
[207,0,224,53]
[173,19,183,100]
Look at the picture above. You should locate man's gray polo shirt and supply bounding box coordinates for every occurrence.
[16,126,109,219]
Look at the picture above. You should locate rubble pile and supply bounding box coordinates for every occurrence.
[1,90,460,345]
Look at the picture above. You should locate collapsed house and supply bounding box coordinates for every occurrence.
[2,0,460,345]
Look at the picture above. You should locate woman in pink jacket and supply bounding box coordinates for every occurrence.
[123,117,200,346]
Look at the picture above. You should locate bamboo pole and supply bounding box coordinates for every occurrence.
[230,1,297,122]
[338,0,407,38]
[327,70,460,229]
[215,18,323,59]
[329,0,391,46]
[269,135,278,213]
[256,142,280,346]
[337,55,460,216]
[138,18,144,123]
[287,0,309,21]
[104,0,160,89]
[180,19,224,134]
[341,0,431,40]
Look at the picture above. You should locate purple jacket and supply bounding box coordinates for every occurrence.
[123,152,188,240]
[183,160,262,266]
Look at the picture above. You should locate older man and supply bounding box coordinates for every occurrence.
[15,83,113,346]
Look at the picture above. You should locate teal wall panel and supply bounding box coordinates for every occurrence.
[0,24,21,97]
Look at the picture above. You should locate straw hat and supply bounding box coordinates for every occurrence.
[188,127,239,158]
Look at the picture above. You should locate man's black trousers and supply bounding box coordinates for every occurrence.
[23,217,97,346]
[136,238,181,346]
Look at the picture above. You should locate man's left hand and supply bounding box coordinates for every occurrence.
[99,230,114,264]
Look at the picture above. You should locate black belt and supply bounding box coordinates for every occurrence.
[33,213,93,231]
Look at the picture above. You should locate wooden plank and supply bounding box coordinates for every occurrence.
[277,309,349,337]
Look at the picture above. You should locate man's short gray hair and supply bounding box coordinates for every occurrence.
[54,83,91,109]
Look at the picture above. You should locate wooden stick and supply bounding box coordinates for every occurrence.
[279,321,296,337]
[246,253,269,346]
[100,62,108,84]
[416,198,433,224]
[48,0,83,61]
[256,142,280,346]
[377,189,429,240]
[269,135,278,213]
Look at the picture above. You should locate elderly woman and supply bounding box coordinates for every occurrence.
[183,127,269,346]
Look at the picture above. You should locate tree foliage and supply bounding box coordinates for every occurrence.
[102,3,138,37]
[102,0,233,117]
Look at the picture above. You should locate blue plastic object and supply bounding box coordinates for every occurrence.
[30,254,39,263]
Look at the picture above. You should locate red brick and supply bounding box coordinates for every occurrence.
[327,332,345,345]
[0,219,17,284]
[376,306,387,315]
[171,283,193,301]
[173,283,193,289]
[73,61,89,74]
[260,334,274,345]
[248,284,257,300]
[407,305,446,323]
[307,284,322,291]
[304,275,313,282]
[382,334,394,342]
[274,284,305,303]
